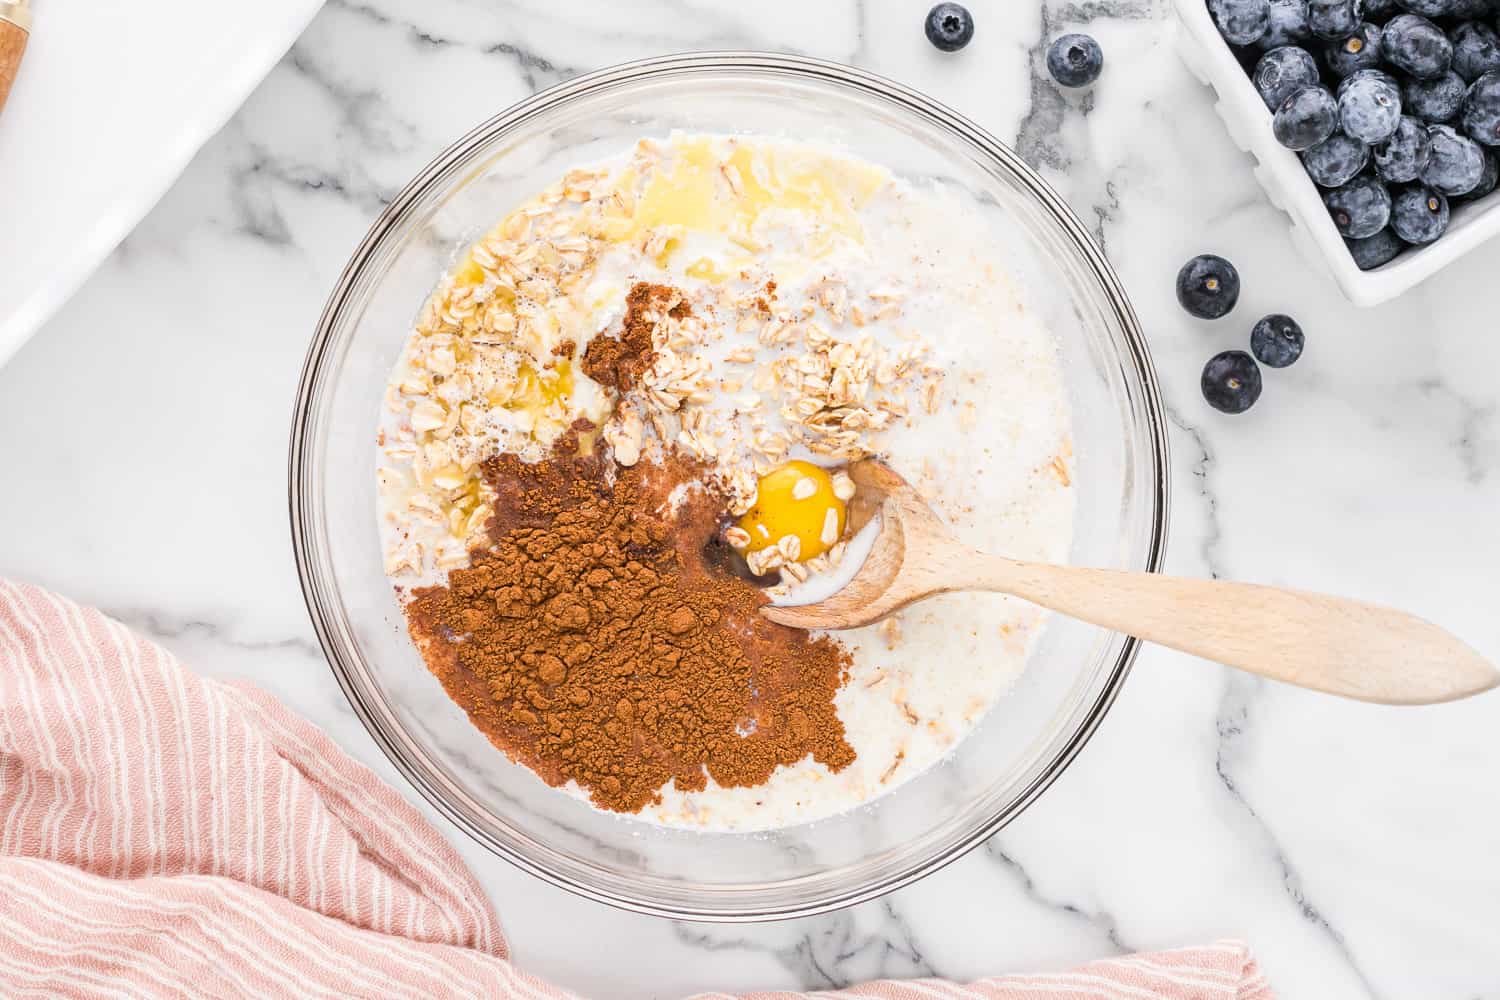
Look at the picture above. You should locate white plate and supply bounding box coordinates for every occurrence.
[1174,0,1500,307]
[0,0,324,367]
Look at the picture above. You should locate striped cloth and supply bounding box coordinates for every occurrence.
[0,579,1274,999]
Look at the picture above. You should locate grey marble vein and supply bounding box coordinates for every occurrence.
[330,0,811,64]
[848,0,871,66]
[328,0,587,91]
[328,0,461,49]
[1089,174,1123,255]
[482,41,583,92]
[672,899,938,989]
[285,42,422,156]
[1166,405,1227,580]
[1213,672,1383,1000]
[220,111,399,231]
[104,608,323,660]
[1416,377,1494,487]
[980,839,1132,952]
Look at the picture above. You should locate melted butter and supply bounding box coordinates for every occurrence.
[512,360,573,417]
[685,256,734,283]
[601,137,889,253]
[453,254,486,289]
[654,235,683,266]
[485,359,575,416]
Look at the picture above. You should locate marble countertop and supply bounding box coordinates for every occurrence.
[2,1,1497,996]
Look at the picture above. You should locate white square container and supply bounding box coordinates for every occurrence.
[1174,0,1500,306]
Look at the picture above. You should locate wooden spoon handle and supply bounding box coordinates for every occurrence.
[973,558,1497,705]
[0,18,27,117]
[0,0,28,118]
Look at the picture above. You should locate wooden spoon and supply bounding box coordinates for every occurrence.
[762,460,1498,705]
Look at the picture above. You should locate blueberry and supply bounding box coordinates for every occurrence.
[1423,123,1486,192]
[1338,69,1403,141]
[1309,0,1361,38]
[1404,71,1467,122]
[924,3,974,51]
[1380,14,1453,79]
[1259,0,1312,47]
[1393,0,1458,14]
[1346,227,1406,268]
[1250,314,1306,368]
[1274,86,1341,149]
[1391,185,1451,241]
[1303,130,1373,184]
[1326,23,1384,76]
[1201,351,1264,414]
[1450,22,1500,82]
[1363,0,1404,19]
[1047,34,1104,87]
[1447,0,1494,15]
[1176,254,1241,319]
[1373,115,1433,180]
[1324,174,1394,236]
[1457,148,1500,199]
[1210,0,1272,43]
[1254,46,1321,110]
[1461,71,1500,145]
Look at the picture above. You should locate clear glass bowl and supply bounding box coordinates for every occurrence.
[290,52,1169,921]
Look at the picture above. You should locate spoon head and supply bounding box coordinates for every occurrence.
[760,500,909,630]
[760,459,954,630]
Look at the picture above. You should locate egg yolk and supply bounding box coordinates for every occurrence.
[736,460,847,561]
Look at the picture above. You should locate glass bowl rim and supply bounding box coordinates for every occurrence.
[289,50,1172,922]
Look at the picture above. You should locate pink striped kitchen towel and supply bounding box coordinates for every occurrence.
[0,579,1274,999]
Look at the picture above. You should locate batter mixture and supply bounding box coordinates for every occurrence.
[376,133,1075,830]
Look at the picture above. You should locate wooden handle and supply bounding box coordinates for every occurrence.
[0,19,27,117]
[972,558,1498,705]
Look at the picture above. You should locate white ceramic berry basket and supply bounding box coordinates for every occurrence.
[1173,0,1500,307]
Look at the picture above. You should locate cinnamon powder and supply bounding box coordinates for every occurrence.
[579,282,684,392]
[406,444,854,814]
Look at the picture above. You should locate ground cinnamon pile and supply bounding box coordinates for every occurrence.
[405,442,854,814]
[579,282,684,392]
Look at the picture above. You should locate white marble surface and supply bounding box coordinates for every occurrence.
[2,1,1498,996]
